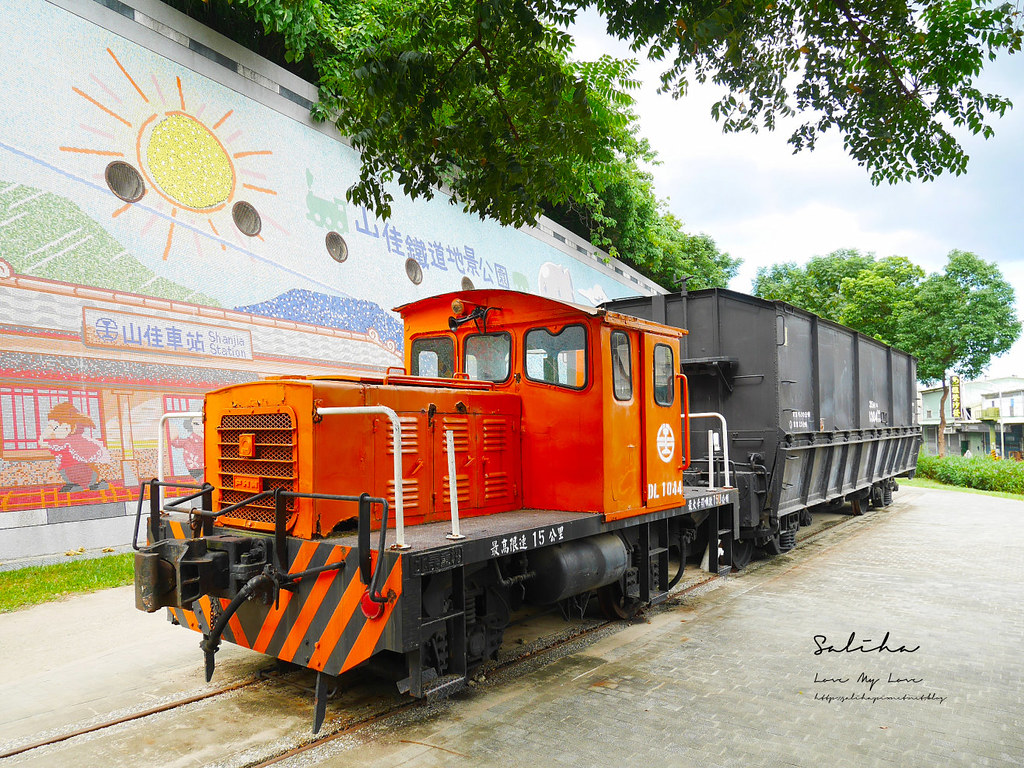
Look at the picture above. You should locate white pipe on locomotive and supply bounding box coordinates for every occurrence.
[315,405,411,550]
[444,429,465,540]
[157,411,203,506]
[688,411,732,487]
[707,430,715,489]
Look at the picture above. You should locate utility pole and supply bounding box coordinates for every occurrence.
[999,390,1005,459]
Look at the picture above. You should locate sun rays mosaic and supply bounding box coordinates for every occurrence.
[60,48,276,259]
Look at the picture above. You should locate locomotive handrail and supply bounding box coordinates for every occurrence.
[156,410,203,506]
[678,374,691,472]
[133,479,391,608]
[315,405,411,550]
[132,479,213,550]
[133,480,389,569]
[688,411,731,488]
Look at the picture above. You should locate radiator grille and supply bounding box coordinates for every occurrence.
[483,471,512,503]
[216,409,297,529]
[441,416,470,452]
[441,473,472,506]
[385,416,421,455]
[481,418,508,452]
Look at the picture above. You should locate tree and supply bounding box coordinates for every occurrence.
[837,256,924,345]
[752,249,927,346]
[753,249,878,321]
[165,0,1023,232]
[897,251,1020,456]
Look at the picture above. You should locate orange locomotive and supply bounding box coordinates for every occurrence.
[134,290,738,731]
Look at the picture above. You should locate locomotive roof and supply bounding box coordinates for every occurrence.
[395,289,684,336]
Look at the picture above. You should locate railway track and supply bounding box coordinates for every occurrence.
[1,509,854,767]
[0,676,263,761]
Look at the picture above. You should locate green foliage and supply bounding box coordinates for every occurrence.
[916,453,1024,495]
[598,0,1022,185]
[752,249,923,346]
[838,256,925,345]
[0,554,134,613]
[898,250,1021,383]
[753,249,880,323]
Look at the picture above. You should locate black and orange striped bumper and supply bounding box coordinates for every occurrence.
[160,516,404,678]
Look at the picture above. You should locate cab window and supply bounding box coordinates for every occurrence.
[525,325,587,389]
[464,333,511,382]
[611,331,632,401]
[653,343,675,406]
[411,336,455,377]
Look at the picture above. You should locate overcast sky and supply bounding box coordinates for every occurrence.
[572,10,1024,380]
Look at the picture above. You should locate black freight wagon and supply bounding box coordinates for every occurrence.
[605,288,922,566]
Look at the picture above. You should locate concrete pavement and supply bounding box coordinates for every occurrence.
[287,485,1024,767]
[1,485,1021,767]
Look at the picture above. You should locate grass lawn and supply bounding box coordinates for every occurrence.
[0,553,134,613]
[900,476,1024,503]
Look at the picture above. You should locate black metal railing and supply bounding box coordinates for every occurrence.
[132,480,392,604]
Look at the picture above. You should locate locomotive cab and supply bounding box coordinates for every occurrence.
[396,289,690,519]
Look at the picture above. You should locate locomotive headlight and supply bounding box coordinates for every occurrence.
[451,298,465,316]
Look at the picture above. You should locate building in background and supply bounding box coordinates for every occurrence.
[919,376,1024,458]
[0,0,662,562]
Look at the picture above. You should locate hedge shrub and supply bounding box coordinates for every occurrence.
[915,453,1024,495]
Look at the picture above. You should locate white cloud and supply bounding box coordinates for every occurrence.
[708,203,949,289]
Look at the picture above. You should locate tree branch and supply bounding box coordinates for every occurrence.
[476,37,521,141]
[831,0,914,97]
[432,16,520,142]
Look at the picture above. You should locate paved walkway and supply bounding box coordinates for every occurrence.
[1,486,1020,767]
[293,486,1023,768]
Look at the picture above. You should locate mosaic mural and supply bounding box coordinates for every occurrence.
[0,0,645,513]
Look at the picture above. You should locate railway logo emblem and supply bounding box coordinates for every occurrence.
[656,423,675,462]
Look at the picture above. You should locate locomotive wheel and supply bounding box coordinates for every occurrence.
[759,535,782,557]
[727,538,754,570]
[597,582,641,620]
[870,483,884,508]
[758,530,796,557]
[882,483,894,506]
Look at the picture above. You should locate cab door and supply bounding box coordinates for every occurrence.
[640,334,684,509]
[608,329,642,511]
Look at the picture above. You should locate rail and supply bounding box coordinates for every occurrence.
[315,405,411,550]
[688,411,731,488]
[156,411,203,506]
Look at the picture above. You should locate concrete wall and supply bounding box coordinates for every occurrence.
[0,0,660,563]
